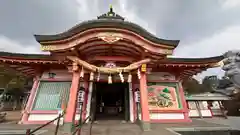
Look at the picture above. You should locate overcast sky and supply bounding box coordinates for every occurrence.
[0,0,240,81]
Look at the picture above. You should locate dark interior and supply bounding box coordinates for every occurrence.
[94,82,129,121]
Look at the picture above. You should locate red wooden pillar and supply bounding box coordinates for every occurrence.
[64,70,80,133]
[81,75,89,121]
[20,73,41,124]
[178,82,192,122]
[139,72,151,131]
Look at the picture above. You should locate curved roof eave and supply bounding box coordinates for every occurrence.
[162,55,224,64]
[0,51,52,60]
[159,55,224,64]
[34,19,179,47]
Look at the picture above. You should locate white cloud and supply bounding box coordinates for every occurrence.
[174,25,240,57]
[222,0,240,9]
[174,24,240,81]
[75,0,98,21]
[115,0,157,35]
[0,35,43,54]
[75,0,157,35]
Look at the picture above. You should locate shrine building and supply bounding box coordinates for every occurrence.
[0,7,224,130]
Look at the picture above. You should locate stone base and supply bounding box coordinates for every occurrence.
[63,122,75,133]
[140,121,151,131]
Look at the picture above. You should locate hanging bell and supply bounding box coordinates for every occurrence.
[108,75,112,84]
[128,73,132,83]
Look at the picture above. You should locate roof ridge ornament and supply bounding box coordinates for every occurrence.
[97,5,125,21]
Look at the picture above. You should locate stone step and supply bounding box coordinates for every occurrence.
[80,122,142,135]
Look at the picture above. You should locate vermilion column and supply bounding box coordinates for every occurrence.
[139,72,151,131]
[178,82,192,122]
[64,70,80,133]
[20,75,40,124]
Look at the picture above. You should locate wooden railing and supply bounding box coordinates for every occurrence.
[25,112,64,135]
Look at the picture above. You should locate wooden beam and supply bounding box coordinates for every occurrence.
[16,66,31,71]
[87,56,135,63]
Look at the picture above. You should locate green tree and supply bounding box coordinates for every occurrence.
[201,76,219,92]
[182,78,202,94]
[0,66,26,101]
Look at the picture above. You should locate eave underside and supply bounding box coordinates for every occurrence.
[0,51,224,79]
[51,39,167,62]
[0,52,68,77]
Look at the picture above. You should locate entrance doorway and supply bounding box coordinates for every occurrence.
[93,82,129,121]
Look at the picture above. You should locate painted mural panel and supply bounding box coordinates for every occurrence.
[147,82,182,110]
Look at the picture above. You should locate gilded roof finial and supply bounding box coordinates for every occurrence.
[97,4,124,20]
[110,4,113,12]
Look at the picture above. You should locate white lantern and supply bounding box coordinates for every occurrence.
[135,90,140,103]
[78,88,85,103]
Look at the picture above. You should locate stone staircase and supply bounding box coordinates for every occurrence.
[80,120,142,135]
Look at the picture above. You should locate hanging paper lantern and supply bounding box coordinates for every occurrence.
[97,72,100,81]
[137,69,141,79]
[127,73,132,83]
[108,75,112,84]
[89,72,94,81]
[119,71,124,83]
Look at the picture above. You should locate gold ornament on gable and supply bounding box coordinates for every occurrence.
[40,45,56,51]
[97,32,123,44]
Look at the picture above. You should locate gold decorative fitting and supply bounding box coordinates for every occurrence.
[141,64,147,72]
[97,32,123,44]
[160,49,173,54]
[40,45,56,51]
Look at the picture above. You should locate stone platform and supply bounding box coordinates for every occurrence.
[0,118,237,135]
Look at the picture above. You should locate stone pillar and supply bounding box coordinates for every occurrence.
[64,65,80,133]
[20,74,41,124]
[139,72,151,131]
